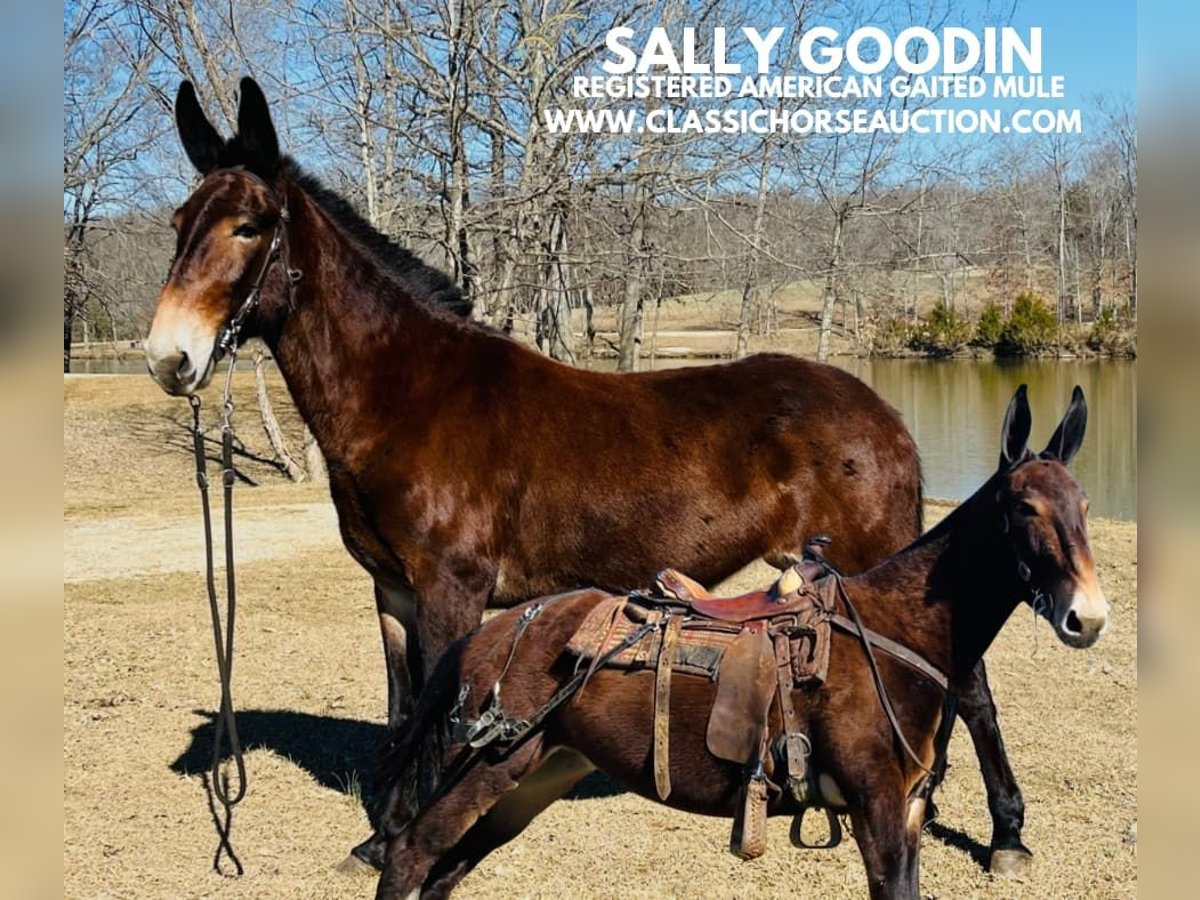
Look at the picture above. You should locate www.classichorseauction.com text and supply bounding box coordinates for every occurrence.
[543,26,1083,137]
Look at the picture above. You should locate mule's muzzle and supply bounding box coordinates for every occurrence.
[1054,588,1110,649]
[145,350,184,395]
[145,309,220,396]
[147,348,205,395]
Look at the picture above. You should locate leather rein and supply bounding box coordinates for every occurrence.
[825,572,957,799]
[186,193,298,876]
[822,474,1054,802]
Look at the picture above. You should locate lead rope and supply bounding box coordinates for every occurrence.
[189,350,247,876]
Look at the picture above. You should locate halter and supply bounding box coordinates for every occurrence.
[996,453,1061,617]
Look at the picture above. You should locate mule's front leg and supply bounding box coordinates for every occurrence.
[376,582,420,731]
[850,794,919,900]
[957,658,1032,875]
[338,583,425,877]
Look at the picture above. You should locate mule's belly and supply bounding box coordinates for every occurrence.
[551,668,750,818]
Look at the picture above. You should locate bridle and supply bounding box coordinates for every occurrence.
[996,455,1067,622]
[212,175,302,360]
[213,212,284,359]
[184,172,301,876]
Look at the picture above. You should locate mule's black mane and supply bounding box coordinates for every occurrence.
[283,157,472,320]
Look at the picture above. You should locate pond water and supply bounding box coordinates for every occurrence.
[75,354,1136,520]
[71,358,259,375]
[831,358,1136,521]
[590,356,1137,521]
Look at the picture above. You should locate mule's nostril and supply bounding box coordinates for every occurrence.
[1065,609,1083,635]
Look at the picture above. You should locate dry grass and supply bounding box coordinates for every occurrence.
[64,375,1136,898]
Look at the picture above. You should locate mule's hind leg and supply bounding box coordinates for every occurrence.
[418,748,595,898]
[375,741,550,900]
[353,576,493,875]
[955,658,1031,875]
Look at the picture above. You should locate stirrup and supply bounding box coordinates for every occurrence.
[789,806,843,849]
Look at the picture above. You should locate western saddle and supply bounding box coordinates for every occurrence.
[566,540,843,859]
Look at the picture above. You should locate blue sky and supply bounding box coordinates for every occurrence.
[1002,0,1136,101]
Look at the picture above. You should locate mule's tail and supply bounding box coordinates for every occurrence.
[370,641,466,838]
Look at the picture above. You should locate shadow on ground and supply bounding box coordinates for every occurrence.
[171,708,631,806]
[925,821,992,871]
[126,411,284,485]
[171,709,386,800]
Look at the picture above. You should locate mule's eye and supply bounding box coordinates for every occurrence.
[233,223,260,239]
[1017,501,1038,518]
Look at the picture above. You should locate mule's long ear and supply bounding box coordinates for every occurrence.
[999,384,1032,470]
[175,81,225,175]
[1043,385,1087,464]
[236,77,280,179]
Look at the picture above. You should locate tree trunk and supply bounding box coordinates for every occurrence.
[303,425,327,486]
[446,0,475,303]
[1054,149,1068,322]
[618,176,649,372]
[537,207,574,363]
[253,347,305,481]
[1125,212,1137,317]
[736,138,772,360]
[63,310,74,374]
[817,211,846,362]
[648,297,661,368]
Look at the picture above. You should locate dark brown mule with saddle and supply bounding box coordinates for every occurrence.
[147,77,1033,870]
[370,386,1109,900]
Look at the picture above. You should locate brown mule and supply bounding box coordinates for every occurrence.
[147,77,1032,869]
[370,386,1109,899]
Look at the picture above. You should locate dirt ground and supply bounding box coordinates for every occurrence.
[64,373,1137,899]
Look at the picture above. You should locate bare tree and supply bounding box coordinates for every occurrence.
[64,0,162,370]
[67,0,1135,388]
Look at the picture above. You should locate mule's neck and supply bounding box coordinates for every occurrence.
[844,478,1022,684]
[259,180,476,467]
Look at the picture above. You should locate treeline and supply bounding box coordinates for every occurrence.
[65,0,1136,372]
[899,292,1136,359]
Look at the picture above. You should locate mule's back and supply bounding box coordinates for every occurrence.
[478,351,921,598]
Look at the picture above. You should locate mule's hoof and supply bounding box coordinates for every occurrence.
[336,853,377,877]
[990,847,1034,877]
